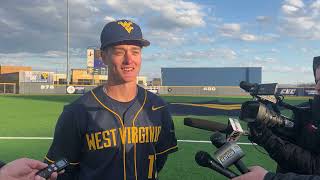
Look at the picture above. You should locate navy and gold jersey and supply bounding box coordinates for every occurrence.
[45,86,178,180]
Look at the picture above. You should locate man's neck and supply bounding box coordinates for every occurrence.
[104,82,137,102]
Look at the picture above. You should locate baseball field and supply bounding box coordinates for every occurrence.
[0,94,309,179]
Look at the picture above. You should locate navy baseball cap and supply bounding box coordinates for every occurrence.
[100,19,150,50]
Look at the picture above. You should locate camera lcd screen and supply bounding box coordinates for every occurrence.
[256,83,277,95]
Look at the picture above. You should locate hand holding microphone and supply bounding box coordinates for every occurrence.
[195,151,238,178]
[210,132,249,174]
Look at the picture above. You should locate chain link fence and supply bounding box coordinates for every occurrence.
[0,83,16,94]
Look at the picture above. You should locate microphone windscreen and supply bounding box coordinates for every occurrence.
[184,118,228,133]
[195,151,211,167]
[210,132,226,148]
[239,81,255,92]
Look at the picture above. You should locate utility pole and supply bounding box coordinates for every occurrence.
[66,0,70,86]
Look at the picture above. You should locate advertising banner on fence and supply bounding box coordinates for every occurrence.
[277,88,298,96]
[21,71,54,83]
[304,88,317,96]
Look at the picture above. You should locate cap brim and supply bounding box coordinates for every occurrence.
[122,39,150,47]
[101,39,150,50]
[139,39,150,47]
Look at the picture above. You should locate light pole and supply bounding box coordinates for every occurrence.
[66,0,70,86]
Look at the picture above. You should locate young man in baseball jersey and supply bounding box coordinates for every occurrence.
[44,20,178,180]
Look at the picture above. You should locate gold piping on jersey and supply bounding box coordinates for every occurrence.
[44,156,80,165]
[91,90,127,180]
[156,145,178,156]
[132,89,147,180]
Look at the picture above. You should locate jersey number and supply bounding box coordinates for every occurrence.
[148,155,156,179]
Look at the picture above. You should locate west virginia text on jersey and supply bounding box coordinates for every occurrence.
[86,126,162,150]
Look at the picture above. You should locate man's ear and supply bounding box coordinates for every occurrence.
[101,49,109,65]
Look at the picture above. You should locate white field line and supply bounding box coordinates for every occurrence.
[0,137,53,140]
[0,137,256,145]
[177,139,256,145]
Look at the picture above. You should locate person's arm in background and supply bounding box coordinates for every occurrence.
[248,122,320,175]
[0,158,58,180]
[231,166,320,180]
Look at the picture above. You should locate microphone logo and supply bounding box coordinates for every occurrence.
[218,148,236,164]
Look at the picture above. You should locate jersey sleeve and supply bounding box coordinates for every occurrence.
[155,105,178,156]
[44,105,84,179]
[0,161,5,169]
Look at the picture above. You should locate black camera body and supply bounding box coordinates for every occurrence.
[239,81,311,128]
[239,81,320,152]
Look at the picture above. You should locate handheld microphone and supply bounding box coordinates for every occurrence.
[210,132,249,174]
[195,151,238,178]
[226,118,244,142]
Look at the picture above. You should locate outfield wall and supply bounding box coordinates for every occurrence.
[14,83,317,97]
[18,83,95,94]
[158,86,247,96]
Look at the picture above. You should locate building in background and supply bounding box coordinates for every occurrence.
[0,70,55,94]
[87,48,107,75]
[0,65,32,74]
[53,74,67,84]
[161,67,261,86]
[71,68,107,85]
[71,68,147,86]
[151,78,161,86]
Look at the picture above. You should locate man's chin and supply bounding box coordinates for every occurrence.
[121,76,137,83]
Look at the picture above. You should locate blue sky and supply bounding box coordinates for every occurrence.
[1,0,320,84]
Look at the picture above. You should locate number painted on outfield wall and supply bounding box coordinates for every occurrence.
[203,87,216,91]
[40,85,54,90]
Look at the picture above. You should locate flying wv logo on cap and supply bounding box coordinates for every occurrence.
[117,21,134,33]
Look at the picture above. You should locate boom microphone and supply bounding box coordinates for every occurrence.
[210,132,249,174]
[195,151,238,178]
[184,117,248,140]
[184,118,231,133]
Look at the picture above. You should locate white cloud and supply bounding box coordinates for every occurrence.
[219,23,241,37]
[103,16,115,22]
[240,34,257,41]
[284,0,304,8]
[0,18,24,31]
[179,48,237,61]
[143,47,237,63]
[105,0,205,30]
[311,0,320,9]
[147,29,186,47]
[266,65,311,74]
[280,0,320,40]
[256,16,271,23]
[219,23,277,42]
[282,5,299,14]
